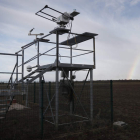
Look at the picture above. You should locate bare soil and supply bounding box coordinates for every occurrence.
[0,80,140,140]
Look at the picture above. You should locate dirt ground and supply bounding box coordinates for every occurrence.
[0,80,140,140]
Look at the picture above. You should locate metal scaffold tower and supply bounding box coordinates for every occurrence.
[0,5,98,129]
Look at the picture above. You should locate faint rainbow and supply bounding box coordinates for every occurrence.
[127,55,140,79]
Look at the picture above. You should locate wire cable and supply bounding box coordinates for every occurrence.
[66,21,78,49]
[72,34,78,49]
[67,20,73,46]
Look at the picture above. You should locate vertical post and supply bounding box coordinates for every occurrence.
[110,80,113,125]
[55,68,59,129]
[70,80,74,114]
[38,40,42,120]
[11,76,13,87]
[22,48,24,84]
[49,82,51,101]
[40,80,44,139]
[55,31,59,129]
[37,40,40,109]
[16,55,18,83]
[93,37,95,68]
[22,48,24,100]
[38,40,41,120]
[39,76,42,120]
[70,46,72,64]
[70,46,74,114]
[56,31,59,67]
[37,41,39,67]
[10,76,13,100]
[90,69,93,125]
[34,82,36,103]
[26,82,28,107]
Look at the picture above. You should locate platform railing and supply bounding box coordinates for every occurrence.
[15,32,95,67]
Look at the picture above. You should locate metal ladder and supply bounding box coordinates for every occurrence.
[0,90,14,120]
[0,63,23,120]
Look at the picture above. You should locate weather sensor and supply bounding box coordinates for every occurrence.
[28,28,44,39]
[35,5,80,28]
[27,65,32,72]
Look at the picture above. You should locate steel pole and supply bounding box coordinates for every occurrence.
[49,82,51,101]
[56,31,59,67]
[16,55,18,83]
[55,68,59,129]
[11,76,13,87]
[110,80,114,125]
[37,41,39,67]
[55,31,59,129]
[70,46,74,114]
[41,80,44,139]
[70,46,72,64]
[90,69,93,125]
[22,48,24,100]
[34,82,36,103]
[93,37,95,68]
[26,82,28,107]
[39,76,42,120]
[22,48,24,83]
[38,40,42,120]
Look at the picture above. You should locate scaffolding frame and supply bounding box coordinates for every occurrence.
[0,27,98,129]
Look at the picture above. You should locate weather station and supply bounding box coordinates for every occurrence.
[0,4,98,129]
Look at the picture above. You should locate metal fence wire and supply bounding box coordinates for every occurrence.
[0,80,140,139]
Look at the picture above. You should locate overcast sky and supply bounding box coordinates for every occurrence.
[0,0,140,81]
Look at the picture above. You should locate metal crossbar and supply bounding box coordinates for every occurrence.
[62,68,89,119]
[43,93,55,116]
[0,53,22,56]
[36,14,56,22]
[43,83,61,116]
[7,63,17,88]
[74,70,89,112]
[15,33,51,53]
[59,46,93,52]
[43,54,71,58]
[18,47,56,67]
[58,120,89,126]
[0,72,21,74]
[46,88,55,123]
[40,11,57,19]
[73,51,93,58]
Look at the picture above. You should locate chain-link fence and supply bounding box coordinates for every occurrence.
[0,80,140,139]
[113,80,140,139]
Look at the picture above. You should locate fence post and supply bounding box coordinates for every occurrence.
[34,82,36,103]
[90,69,93,126]
[110,80,114,125]
[23,83,24,100]
[70,80,74,114]
[23,94,24,100]
[26,83,28,107]
[49,82,51,101]
[41,80,44,139]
